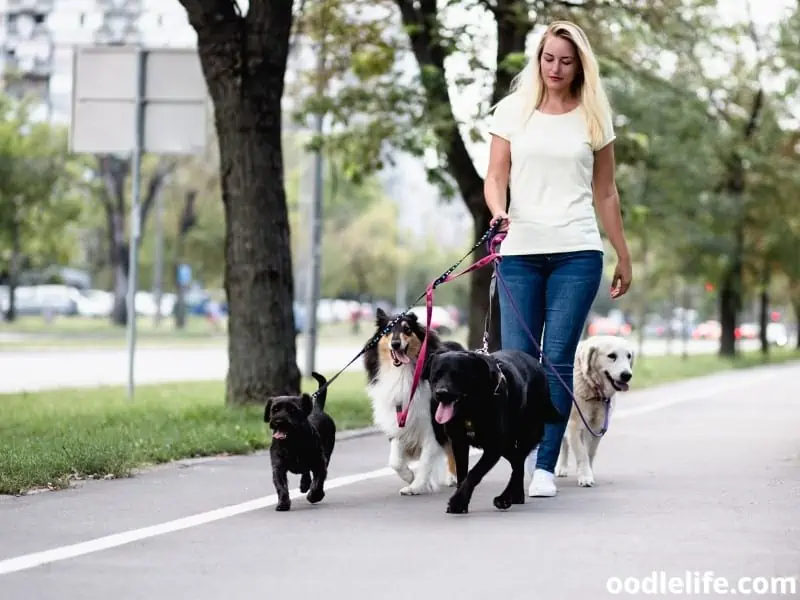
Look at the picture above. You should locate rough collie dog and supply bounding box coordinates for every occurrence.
[364,307,462,495]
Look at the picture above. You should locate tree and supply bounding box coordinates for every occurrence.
[291,0,719,349]
[84,154,178,326]
[0,96,85,320]
[177,0,300,404]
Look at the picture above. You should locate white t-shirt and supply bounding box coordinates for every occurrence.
[487,92,615,256]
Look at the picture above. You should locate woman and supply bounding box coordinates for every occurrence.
[484,20,632,497]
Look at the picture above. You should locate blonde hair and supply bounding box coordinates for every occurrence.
[504,20,613,150]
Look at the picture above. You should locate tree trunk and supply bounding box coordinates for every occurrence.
[792,297,800,351]
[718,266,739,358]
[394,0,531,352]
[5,213,20,322]
[467,201,501,352]
[635,237,648,359]
[174,189,197,330]
[758,261,770,356]
[187,3,299,404]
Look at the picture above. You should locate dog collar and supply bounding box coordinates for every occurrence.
[594,386,611,403]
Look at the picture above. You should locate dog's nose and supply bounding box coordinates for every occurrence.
[620,371,632,383]
[390,339,402,350]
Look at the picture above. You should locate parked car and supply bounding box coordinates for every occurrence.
[408,305,457,335]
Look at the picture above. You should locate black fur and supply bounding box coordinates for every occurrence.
[264,372,337,511]
[425,348,562,514]
[363,307,464,446]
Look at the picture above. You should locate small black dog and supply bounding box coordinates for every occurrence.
[264,372,336,511]
[425,348,562,514]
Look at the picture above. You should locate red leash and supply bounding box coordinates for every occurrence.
[397,232,506,427]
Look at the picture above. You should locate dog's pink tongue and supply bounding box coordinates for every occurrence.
[435,403,455,424]
[392,350,410,364]
[273,431,287,440]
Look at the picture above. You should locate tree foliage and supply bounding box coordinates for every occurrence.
[288,0,800,353]
[0,95,86,318]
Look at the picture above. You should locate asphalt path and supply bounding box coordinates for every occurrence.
[0,362,798,598]
[0,338,769,393]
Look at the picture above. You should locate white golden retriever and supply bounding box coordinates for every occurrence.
[555,335,634,487]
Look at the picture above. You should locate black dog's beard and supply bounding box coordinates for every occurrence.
[271,422,291,440]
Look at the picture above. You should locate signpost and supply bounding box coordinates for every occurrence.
[69,45,209,399]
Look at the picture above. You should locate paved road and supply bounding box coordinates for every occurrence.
[1,363,798,598]
[0,338,769,393]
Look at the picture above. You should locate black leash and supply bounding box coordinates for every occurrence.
[310,220,503,399]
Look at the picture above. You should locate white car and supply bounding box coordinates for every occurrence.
[766,322,789,347]
[408,305,457,335]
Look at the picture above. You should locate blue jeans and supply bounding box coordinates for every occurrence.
[496,251,603,473]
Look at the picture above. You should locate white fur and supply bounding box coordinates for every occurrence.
[367,362,455,495]
[555,335,635,487]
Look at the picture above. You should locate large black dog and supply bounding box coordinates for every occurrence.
[264,372,336,511]
[425,348,562,514]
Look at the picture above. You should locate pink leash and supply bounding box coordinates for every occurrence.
[397,233,506,427]
[397,227,610,438]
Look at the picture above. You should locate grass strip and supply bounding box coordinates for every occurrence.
[1,348,797,495]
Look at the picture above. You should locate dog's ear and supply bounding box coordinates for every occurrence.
[577,342,599,386]
[301,393,313,417]
[421,348,442,381]
[263,398,272,423]
[375,307,389,328]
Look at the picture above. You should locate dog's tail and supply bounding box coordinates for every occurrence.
[310,371,328,411]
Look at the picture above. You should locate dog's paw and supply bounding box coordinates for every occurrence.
[493,494,513,511]
[306,488,325,504]
[300,473,311,493]
[577,473,595,487]
[399,485,423,496]
[443,472,458,488]
[555,465,569,478]
[275,501,291,512]
[446,493,469,514]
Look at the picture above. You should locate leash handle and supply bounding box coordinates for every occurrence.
[314,223,501,401]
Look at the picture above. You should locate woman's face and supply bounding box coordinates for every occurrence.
[539,34,579,95]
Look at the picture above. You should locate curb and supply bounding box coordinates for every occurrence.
[143,425,383,473]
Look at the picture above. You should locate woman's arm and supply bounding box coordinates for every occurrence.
[593,142,630,262]
[484,135,511,229]
[593,142,632,297]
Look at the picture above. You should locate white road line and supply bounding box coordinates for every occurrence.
[0,367,787,577]
[0,466,394,576]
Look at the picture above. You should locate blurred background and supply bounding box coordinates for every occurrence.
[0,0,797,366]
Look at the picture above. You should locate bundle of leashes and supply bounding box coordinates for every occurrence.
[310,218,506,402]
[313,216,611,438]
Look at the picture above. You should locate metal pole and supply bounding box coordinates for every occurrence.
[126,46,145,399]
[304,47,325,377]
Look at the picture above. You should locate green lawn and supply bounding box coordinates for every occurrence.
[1,347,797,496]
[0,316,397,350]
[0,373,371,496]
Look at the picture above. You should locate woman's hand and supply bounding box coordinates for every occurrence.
[490,211,510,232]
[610,257,632,299]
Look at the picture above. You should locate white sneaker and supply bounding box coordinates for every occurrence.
[529,468,557,497]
